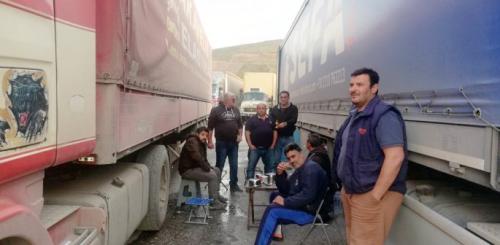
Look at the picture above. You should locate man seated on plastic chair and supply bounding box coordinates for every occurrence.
[254,143,329,245]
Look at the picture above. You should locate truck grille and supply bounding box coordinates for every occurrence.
[244,108,256,112]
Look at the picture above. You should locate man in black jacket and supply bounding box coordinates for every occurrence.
[207,93,244,192]
[179,127,227,210]
[254,144,327,245]
[270,91,298,166]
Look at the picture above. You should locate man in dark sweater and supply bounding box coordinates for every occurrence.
[245,103,277,179]
[179,127,227,210]
[207,93,244,192]
[254,144,328,245]
[270,91,298,165]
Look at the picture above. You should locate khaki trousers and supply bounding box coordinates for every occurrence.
[341,188,404,245]
[182,167,221,199]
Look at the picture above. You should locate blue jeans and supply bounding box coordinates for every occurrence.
[246,148,274,179]
[215,140,239,186]
[255,201,314,245]
[274,136,295,164]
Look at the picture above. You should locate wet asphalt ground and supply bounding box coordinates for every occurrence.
[132,139,346,245]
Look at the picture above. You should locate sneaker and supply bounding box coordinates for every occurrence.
[218,195,228,204]
[230,185,243,193]
[210,200,226,210]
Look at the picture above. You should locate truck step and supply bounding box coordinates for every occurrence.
[467,222,500,245]
[40,205,79,229]
[69,227,98,245]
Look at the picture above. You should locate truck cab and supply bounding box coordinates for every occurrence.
[240,91,271,121]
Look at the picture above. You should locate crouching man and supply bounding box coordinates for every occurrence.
[179,127,228,210]
[254,143,328,245]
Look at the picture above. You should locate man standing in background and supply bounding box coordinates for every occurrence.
[270,91,298,165]
[208,93,244,192]
[245,103,277,179]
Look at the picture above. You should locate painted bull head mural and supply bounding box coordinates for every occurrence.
[0,69,48,150]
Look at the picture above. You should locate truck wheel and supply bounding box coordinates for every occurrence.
[137,145,170,230]
[0,237,31,245]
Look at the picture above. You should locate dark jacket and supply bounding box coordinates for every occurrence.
[207,104,243,142]
[332,96,408,194]
[307,147,336,218]
[270,103,298,137]
[179,135,211,175]
[275,160,328,214]
[307,146,331,183]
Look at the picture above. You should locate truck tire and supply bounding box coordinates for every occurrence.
[137,144,170,230]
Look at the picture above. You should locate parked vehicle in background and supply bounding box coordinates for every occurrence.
[279,0,500,244]
[0,0,211,244]
[240,72,276,120]
[240,91,270,121]
[212,71,244,106]
[243,72,277,104]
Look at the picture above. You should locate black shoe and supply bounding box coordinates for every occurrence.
[230,185,243,192]
[218,195,228,203]
[210,200,227,210]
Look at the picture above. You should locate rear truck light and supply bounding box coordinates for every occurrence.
[77,154,97,164]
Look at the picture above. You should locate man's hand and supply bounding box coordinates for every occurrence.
[236,135,242,143]
[208,142,214,149]
[272,195,285,206]
[372,145,405,202]
[249,144,256,150]
[276,122,287,129]
[371,190,382,202]
[269,145,275,150]
[276,162,288,175]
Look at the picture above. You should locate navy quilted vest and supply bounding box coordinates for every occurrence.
[332,96,408,194]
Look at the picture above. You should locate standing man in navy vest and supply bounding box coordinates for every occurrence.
[332,68,408,245]
[270,91,298,166]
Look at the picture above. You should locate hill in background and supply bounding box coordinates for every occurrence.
[212,39,281,78]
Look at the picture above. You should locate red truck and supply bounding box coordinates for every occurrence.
[0,0,211,244]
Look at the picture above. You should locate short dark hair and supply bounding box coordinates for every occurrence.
[196,126,209,134]
[279,91,290,97]
[351,68,379,87]
[284,143,302,155]
[307,133,323,148]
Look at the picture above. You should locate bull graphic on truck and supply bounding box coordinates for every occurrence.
[0,69,48,150]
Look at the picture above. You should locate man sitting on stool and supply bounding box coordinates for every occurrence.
[179,126,227,210]
[254,143,328,245]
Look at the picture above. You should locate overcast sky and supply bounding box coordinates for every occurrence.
[194,0,305,49]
